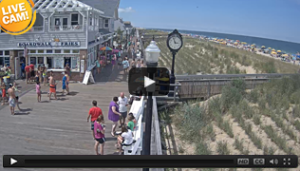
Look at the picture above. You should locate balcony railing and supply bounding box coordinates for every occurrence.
[49,25,83,32]
[27,26,44,32]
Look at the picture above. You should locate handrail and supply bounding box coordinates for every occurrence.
[176,73,296,81]
[28,26,44,32]
[151,97,163,155]
[49,25,83,31]
[124,96,145,155]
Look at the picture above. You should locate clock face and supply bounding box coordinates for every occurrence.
[168,36,182,51]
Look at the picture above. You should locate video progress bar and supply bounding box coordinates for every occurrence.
[3,155,298,168]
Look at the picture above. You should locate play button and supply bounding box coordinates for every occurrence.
[10,158,17,165]
[144,76,155,88]
[128,67,170,96]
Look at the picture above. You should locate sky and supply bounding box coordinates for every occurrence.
[119,0,300,43]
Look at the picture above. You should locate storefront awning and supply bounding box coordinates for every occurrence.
[33,0,104,14]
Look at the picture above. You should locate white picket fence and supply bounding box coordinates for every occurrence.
[123,96,145,155]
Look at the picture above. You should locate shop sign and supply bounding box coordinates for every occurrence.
[17,42,81,47]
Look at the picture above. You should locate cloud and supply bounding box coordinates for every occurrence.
[118,7,134,13]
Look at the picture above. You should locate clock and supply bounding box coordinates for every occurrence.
[167,29,183,53]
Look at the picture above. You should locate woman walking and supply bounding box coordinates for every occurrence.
[43,66,47,86]
[94,115,105,155]
[36,81,41,102]
[108,97,122,137]
[96,57,101,74]
[13,82,21,111]
[111,54,117,71]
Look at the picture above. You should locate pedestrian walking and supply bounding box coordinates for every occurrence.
[12,82,21,111]
[25,64,30,84]
[43,66,47,86]
[48,71,57,100]
[36,81,41,102]
[108,97,122,137]
[118,92,128,127]
[111,54,117,71]
[65,63,71,79]
[62,72,67,95]
[1,78,6,105]
[35,71,40,83]
[131,59,136,69]
[94,115,105,155]
[96,57,101,74]
[122,58,129,74]
[7,84,16,115]
[30,63,35,83]
[87,100,103,139]
[21,61,25,79]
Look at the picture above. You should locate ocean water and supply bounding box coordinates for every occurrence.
[155,29,300,54]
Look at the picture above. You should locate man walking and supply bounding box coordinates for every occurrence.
[87,100,103,139]
[7,84,16,115]
[25,64,30,84]
[49,71,57,100]
[118,92,128,127]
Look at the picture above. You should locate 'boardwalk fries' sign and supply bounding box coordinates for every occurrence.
[0,0,36,35]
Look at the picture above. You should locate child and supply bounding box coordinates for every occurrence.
[94,115,105,155]
[127,113,136,131]
[36,81,41,102]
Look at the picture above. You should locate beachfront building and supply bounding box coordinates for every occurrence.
[0,0,120,81]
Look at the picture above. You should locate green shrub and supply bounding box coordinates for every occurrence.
[241,55,252,66]
[294,120,300,131]
[195,139,211,155]
[290,90,300,104]
[217,141,230,155]
[239,99,254,119]
[206,124,215,141]
[234,138,244,152]
[247,90,259,103]
[292,105,300,118]
[221,85,243,112]
[222,120,234,138]
[253,115,261,125]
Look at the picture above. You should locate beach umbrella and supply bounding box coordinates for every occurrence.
[100,46,112,51]
[236,40,240,42]
[271,51,277,55]
[251,44,256,47]
[268,47,272,49]
[282,54,289,57]
[272,49,276,51]
[261,45,265,49]
[277,50,281,53]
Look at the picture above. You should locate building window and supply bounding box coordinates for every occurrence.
[46,50,53,53]
[47,57,53,69]
[64,50,71,53]
[89,17,93,26]
[99,18,102,28]
[55,50,61,53]
[72,50,79,53]
[0,51,3,55]
[29,50,36,53]
[71,14,79,25]
[30,57,36,65]
[38,57,44,66]
[105,19,109,27]
[5,51,9,55]
[38,50,44,53]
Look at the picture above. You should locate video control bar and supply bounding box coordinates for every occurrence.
[3,155,298,168]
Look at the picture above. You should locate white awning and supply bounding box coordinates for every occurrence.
[33,0,104,14]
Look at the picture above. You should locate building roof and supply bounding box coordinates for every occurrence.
[79,0,120,18]
[32,0,104,14]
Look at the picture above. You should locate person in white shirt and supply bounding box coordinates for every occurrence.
[116,125,133,154]
[118,92,128,127]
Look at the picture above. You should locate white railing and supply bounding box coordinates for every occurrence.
[49,25,83,32]
[28,26,44,32]
[123,96,145,155]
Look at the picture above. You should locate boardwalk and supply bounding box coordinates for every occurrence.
[0,64,139,171]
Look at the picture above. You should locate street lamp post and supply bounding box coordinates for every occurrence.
[143,38,160,165]
[125,28,129,51]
